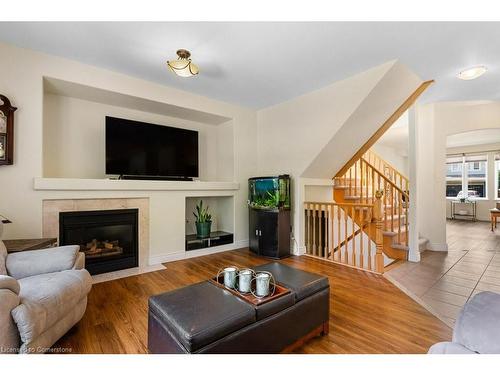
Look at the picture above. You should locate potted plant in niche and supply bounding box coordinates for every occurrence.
[193,200,212,239]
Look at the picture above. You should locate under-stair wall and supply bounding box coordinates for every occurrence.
[301,62,424,179]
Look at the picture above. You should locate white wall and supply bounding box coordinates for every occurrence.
[301,62,422,179]
[257,61,422,254]
[0,40,428,263]
[185,196,234,235]
[371,143,409,176]
[417,101,500,251]
[257,62,395,179]
[43,93,228,181]
[0,41,257,264]
[256,63,391,253]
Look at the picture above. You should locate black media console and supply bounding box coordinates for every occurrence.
[185,231,234,251]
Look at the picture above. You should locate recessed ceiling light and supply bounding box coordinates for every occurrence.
[167,49,199,78]
[457,66,487,80]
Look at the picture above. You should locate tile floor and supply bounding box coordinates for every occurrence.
[385,219,500,328]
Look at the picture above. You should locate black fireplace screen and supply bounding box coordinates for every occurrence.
[59,209,138,275]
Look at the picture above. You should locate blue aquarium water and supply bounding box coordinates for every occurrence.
[248,175,290,210]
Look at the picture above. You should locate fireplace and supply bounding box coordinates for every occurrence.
[59,209,139,275]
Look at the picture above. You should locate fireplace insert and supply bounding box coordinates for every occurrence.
[59,209,139,275]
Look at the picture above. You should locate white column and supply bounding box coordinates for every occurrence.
[462,155,468,196]
[408,106,420,262]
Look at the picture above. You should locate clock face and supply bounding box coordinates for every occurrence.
[0,110,6,133]
[0,134,6,160]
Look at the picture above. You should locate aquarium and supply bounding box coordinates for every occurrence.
[248,175,290,210]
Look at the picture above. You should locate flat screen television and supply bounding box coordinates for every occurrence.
[105,116,199,179]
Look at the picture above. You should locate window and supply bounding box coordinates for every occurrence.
[446,154,487,199]
[496,154,500,199]
[466,155,487,198]
[446,156,464,198]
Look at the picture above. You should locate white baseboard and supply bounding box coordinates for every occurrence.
[148,239,249,265]
[293,245,306,256]
[92,264,166,284]
[427,242,449,252]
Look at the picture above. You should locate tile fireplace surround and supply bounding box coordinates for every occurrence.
[42,198,150,268]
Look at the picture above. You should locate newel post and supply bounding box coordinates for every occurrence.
[373,190,384,273]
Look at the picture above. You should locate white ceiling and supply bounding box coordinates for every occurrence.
[446,129,500,148]
[0,22,499,109]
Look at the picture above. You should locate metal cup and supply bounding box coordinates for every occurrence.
[255,272,271,297]
[223,267,237,289]
[238,269,254,293]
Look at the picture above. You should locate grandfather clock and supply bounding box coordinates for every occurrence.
[0,94,17,166]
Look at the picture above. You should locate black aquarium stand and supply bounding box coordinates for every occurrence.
[249,208,291,259]
[185,231,234,251]
[248,175,291,259]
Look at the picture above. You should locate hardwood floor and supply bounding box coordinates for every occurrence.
[55,248,451,353]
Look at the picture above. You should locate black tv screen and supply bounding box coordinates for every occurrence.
[105,117,199,178]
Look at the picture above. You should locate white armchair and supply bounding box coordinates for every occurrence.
[428,291,500,354]
[0,240,92,354]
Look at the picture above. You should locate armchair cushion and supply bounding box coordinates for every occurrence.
[6,245,79,280]
[0,275,20,294]
[0,289,21,352]
[428,342,476,354]
[11,269,92,345]
[0,240,7,275]
[453,291,500,354]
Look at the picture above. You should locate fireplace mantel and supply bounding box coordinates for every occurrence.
[34,178,239,192]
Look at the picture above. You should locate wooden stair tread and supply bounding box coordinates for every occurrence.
[382,226,408,236]
[354,206,370,211]
[382,214,406,221]
[344,195,361,200]
[391,243,409,251]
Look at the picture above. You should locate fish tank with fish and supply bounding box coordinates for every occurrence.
[248,175,291,210]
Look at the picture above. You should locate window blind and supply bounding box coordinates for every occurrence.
[446,156,463,164]
[465,154,487,163]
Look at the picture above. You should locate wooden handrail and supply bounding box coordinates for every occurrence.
[360,158,408,199]
[363,149,409,189]
[304,201,374,208]
[335,80,434,178]
[335,151,410,249]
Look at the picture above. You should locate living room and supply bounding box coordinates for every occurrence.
[1,1,500,373]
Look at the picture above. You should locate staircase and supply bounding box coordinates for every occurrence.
[334,150,410,261]
[302,79,434,274]
[303,149,428,273]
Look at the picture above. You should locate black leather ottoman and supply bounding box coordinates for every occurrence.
[254,262,330,302]
[148,262,329,353]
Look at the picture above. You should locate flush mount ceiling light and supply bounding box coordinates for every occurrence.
[457,65,487,80]
[167,49,199,77]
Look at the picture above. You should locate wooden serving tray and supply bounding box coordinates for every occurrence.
[209,275,291,306]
